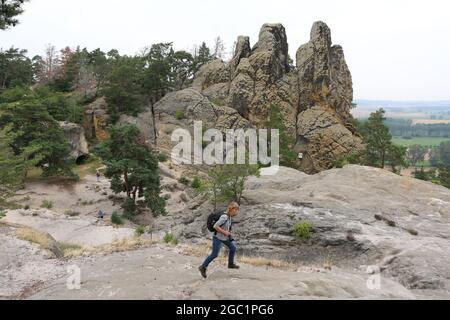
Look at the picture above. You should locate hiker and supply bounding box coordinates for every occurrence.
[199,201,240,278]
[98,209,104,219]
[96,169,100,182]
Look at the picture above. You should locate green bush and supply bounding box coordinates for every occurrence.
[178,177,189,185]
[0,209,6,218]
[121,198,137,218]
[157,153,168,162]
[23,204,30,210]
[111,212,123,225]
[293,222,312,239]
[175,110,185,120]
[135,225,146,237]
[163,232,178,245]
[191,176,201,189]
[41,200,54,209]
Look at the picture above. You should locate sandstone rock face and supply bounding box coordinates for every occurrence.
[189,21,361,172]
[177,165,450,296]
[59,122,89,159]
[82,97,109,141]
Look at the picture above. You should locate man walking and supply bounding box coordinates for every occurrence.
[199,201,240,278]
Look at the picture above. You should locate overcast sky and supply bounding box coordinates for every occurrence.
[1,0,449,100]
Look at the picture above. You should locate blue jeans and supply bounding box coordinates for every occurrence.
[201,236,236,268]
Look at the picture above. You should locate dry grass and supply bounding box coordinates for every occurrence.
[16,227,53,250]
[179,244,298,270]
[62,236,154,258]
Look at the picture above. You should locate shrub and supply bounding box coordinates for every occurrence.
[135,225,146,237]
[121,198,137,218]
[293,222,312,239]
[157,153,168,162]
[111,212,123,225]
[191,176,201,189]
[178,177,189,185]
[0,209,6,218]
[23,204,30,210]
[163,232,178,245]
[175,110,185,120]
[41,200,54,209]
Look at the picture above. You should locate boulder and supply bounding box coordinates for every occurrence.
[82,97,109,140]
[59,122,89,159]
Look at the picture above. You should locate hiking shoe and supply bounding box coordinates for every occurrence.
[228,264,240,269]
[199,266,207,278]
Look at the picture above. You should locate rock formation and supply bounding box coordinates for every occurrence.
[192,21,362,172]
[59,122,89,159]
[82,97,109,141]
[134,21,361,173]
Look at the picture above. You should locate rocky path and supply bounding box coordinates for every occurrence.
[29,246,415,300]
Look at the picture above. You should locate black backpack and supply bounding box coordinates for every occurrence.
[207,211,225,232]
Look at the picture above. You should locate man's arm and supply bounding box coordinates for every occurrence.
[214,225,231,237]
[213,215,230,237]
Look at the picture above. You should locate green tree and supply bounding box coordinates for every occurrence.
[95,124,166,216]
[102,56,145,122]
[0,0,28,30]
[386,144,408,174]
[265,105,297,168]
[202,164,259,210]
[0,47,34,89]
[431,141,450,167]
[193,42,212,73]
[407,144,428,166]
[361,109,392,168]
[0,100,75,178]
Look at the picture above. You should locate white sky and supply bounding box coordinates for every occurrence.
[1,0,449,100]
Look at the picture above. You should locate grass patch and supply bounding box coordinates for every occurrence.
[163,232,178,245]
[15,227,63,258]
[40,200,53,209]
[134,225,146,237]
[191,176,201,189]
[111,212,123,225]
[293,221,312,239]
[62,237,154,258]
[175,109,185,120]
[58,242,83,256]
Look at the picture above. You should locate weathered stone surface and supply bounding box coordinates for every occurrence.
[118,107,156,144]
[59,122,89,159]
[82,97,109,140]
[179,165,450,293]
[189,21,361,172]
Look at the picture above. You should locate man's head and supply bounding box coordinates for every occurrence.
[226,201,240,217]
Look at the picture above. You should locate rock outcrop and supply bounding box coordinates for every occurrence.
[82,97,109,141]
[183,22,361,172]
[59,122,89,159]
[174,165,450,295]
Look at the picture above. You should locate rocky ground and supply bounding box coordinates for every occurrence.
[1,164,450,299]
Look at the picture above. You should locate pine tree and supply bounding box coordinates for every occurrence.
[95,124,166,216]
[0,0,28,30]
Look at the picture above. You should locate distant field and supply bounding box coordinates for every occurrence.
[392,136,449,147]
[412,119,450,125]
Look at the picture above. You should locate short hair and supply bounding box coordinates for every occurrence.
[227,201,239,212]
